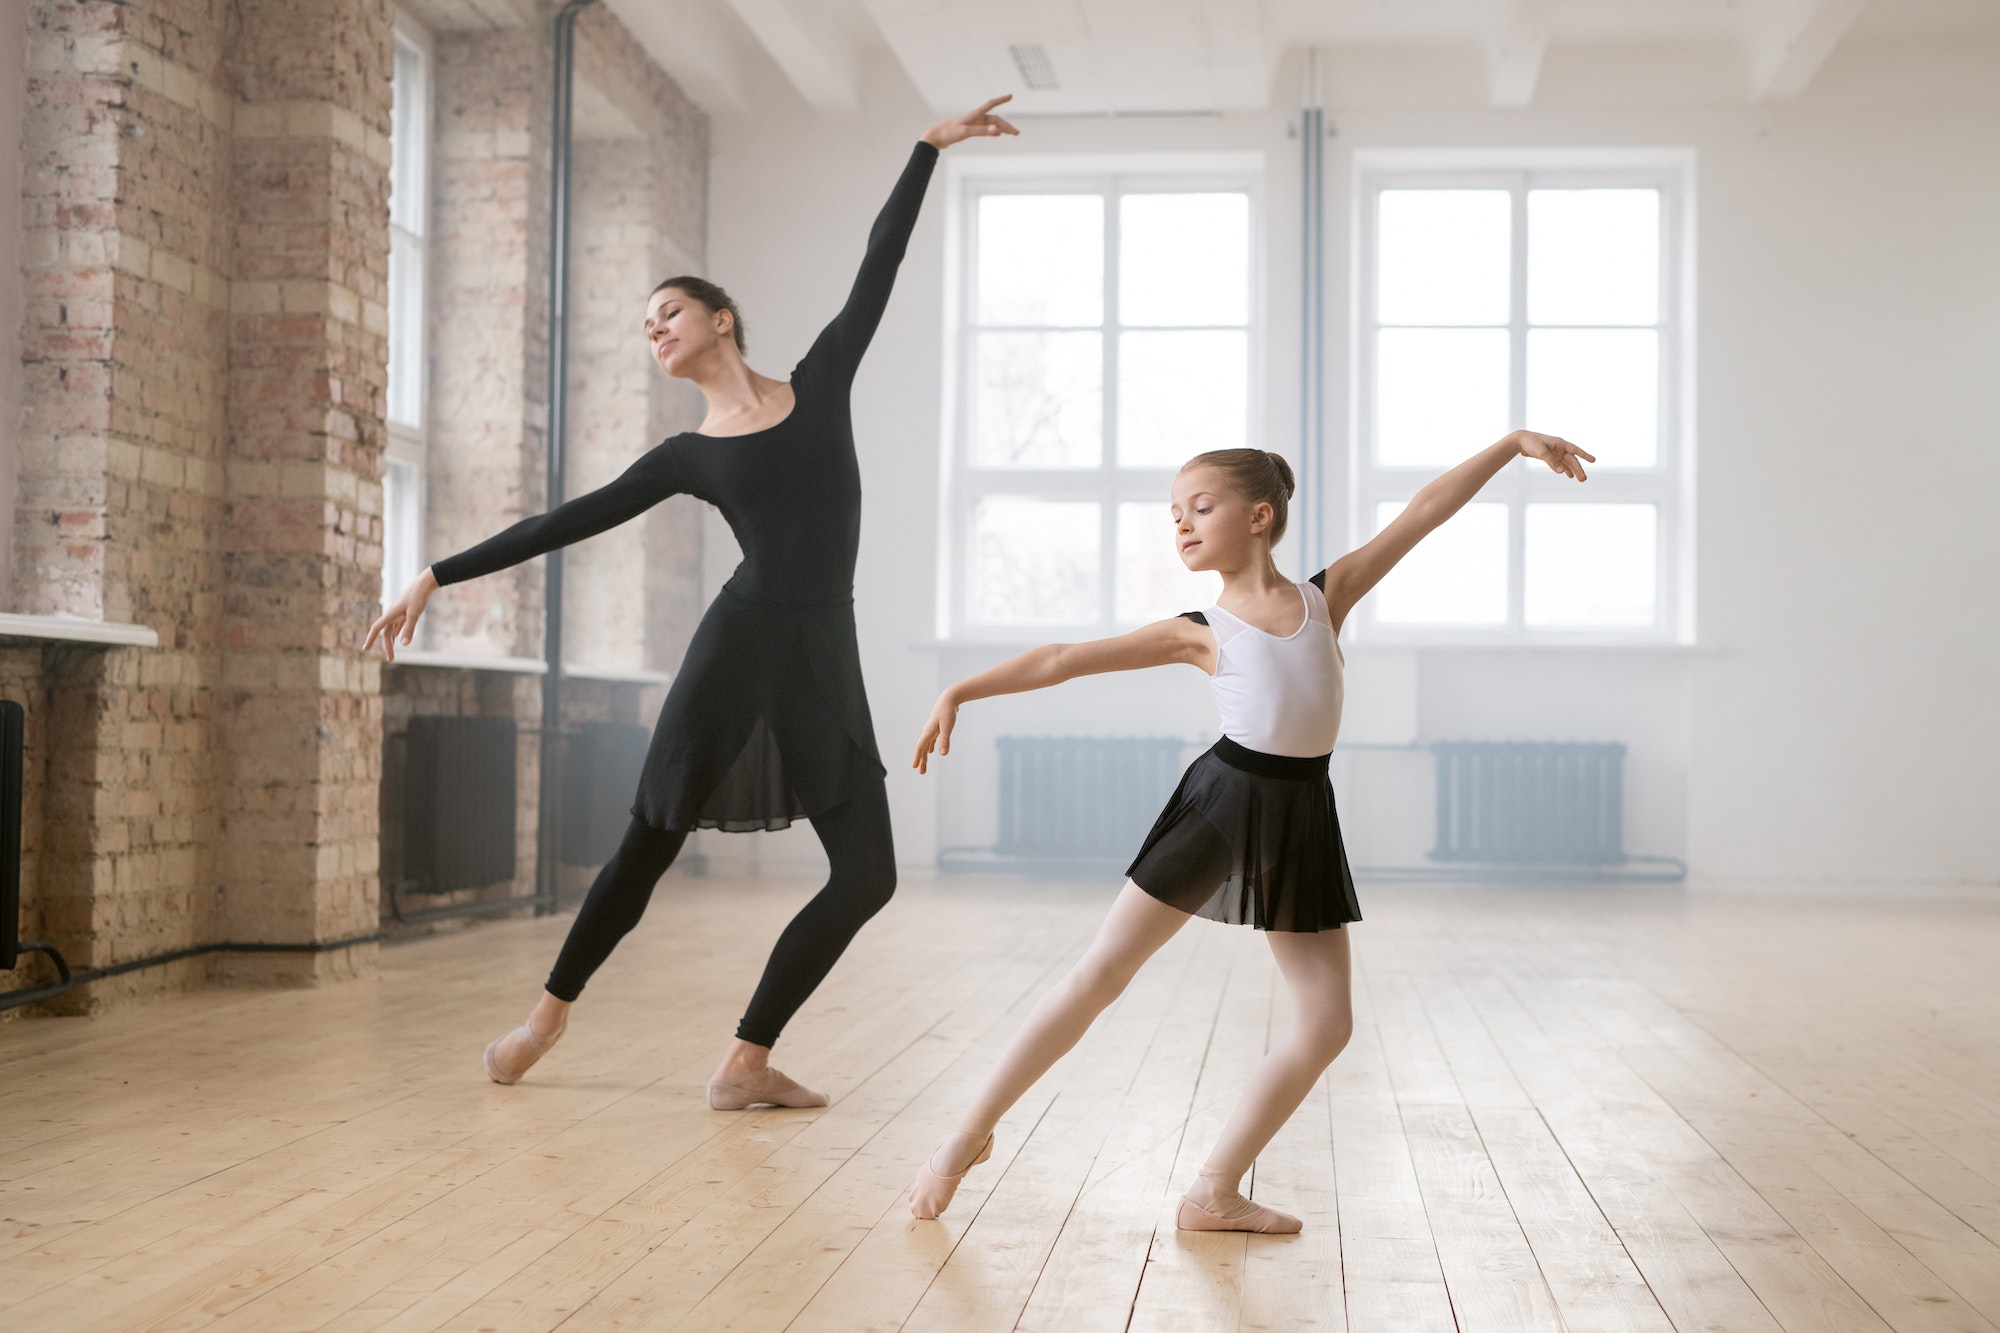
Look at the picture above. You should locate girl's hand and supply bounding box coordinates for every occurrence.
[1512,430,1595,482]
[922,95,1020,150]
[362,567,439,662]
[912,693,960,775]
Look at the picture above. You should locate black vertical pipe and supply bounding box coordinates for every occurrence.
[537,0,598,914]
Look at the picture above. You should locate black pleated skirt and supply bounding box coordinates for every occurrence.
[631,583,884,833]
[1126,737,1361,932]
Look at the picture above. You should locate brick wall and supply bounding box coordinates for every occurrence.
[5,0,709,1013]
[12,0,239,1005]
[216,0,393,982]
[6,0,398,1009]
[421,22,548,659]
[574,5,707,673]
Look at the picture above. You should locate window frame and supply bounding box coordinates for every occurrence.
[383,11,434,610]
[942,160,1265,640]
[1349,152,1695,646]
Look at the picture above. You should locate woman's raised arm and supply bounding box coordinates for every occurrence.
[804,97,1019,384]
[912,615,1211,774]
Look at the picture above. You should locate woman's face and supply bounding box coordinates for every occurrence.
[644,287,732,377]
[1169,466,1272,572]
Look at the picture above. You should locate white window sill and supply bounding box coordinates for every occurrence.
[0,612,159,648]
[912,636,1708,655]
[384,649,669,685]
[565,663,672,687]
[386,649,546,674]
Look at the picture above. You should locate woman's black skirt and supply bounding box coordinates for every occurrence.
[1125,737,1361,932]
[631,583,884,833]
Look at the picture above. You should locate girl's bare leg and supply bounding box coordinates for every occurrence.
[910,883,1190,1217]
[1179,926,1353,1233]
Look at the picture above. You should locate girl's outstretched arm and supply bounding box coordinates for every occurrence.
[1319,429,1593,630]
[912,616,1212,774]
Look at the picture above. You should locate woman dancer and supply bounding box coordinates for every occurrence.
[908,431,1592,1230]
[364,97,1020,1109]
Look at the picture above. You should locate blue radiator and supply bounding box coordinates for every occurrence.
[1430,741,1626,866]
[995,736,1191,863]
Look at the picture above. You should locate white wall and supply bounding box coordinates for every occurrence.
[701,42,2000,890]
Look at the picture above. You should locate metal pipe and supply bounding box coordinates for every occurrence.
[535,0,599,917]
[1297,50,1327,575]
[0,932,386,1013]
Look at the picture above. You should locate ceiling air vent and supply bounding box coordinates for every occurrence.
[1009,42,1059,91]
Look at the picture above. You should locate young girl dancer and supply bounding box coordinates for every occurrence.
[908,431,1592,1230]
[364,97,1020,1110]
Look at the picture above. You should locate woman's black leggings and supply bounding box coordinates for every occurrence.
[543,772,897,1048]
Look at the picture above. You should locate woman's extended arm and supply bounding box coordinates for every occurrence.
[911,615,1211,774]
[362,440,683,661]
[804,97,1019,384]
[1319,429,1593,631]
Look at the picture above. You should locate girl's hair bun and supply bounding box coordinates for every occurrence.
[1266,451,1297,500]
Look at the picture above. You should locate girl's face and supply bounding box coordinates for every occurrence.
[644,287,733,378]
[1169,466,1273,572]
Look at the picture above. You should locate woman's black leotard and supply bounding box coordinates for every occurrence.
[433,140,938,832]
[430,142,938,1044]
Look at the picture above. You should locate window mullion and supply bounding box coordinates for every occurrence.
[1101,179,1119,632]
[953,186,980,637]
[1507,173,1530,639]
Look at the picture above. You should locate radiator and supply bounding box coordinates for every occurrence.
[561,722,652,865]
[1,700,22,970]
[1430,741,1625,866]
[995,736,1191,862]
[403,716,519,892]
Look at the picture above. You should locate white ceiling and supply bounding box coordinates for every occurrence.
[602,0,2000,117]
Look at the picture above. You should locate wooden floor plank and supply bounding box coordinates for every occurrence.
[1007,928,1241,1332]
[1126,928,1278,1333]
[3,881,1998,1333]
[1330,950,1459,1333]
[1394,937,1675,1333]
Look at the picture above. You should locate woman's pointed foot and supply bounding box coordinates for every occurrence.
[706,1065,829,1110]
[908,1131,994,1219]
[1174,1190,1302,1234]
[483,1013,567,1085]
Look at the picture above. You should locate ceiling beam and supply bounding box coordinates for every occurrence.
[604,0,750,113]
[1485,0,1555,107]
[721,0,861,114]
[1748,0,1870,101]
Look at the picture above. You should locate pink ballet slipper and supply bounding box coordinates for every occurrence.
[706,1065,829,1110]
[483,1014,567,1085]
[1175,1191,1302,1234]
[908,1132,994,1219]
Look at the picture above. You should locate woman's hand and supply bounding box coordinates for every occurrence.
[922,95,1020,150]
[362,567,440,662]
[912,693,961,775]
[1511,430,1595,482]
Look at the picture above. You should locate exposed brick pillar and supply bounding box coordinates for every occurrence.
[562,136,654,673]
[16,0,232,1005]
[425,24,550,660]
[217,0,392,980]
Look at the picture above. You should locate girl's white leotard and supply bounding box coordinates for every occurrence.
[1197,578,1344,758]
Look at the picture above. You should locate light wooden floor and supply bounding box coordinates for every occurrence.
[4,875,1999,1332]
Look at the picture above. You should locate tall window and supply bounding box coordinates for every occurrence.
[948,173,1259,634]
[383,18,431,607]
[1354,162,1690,641]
